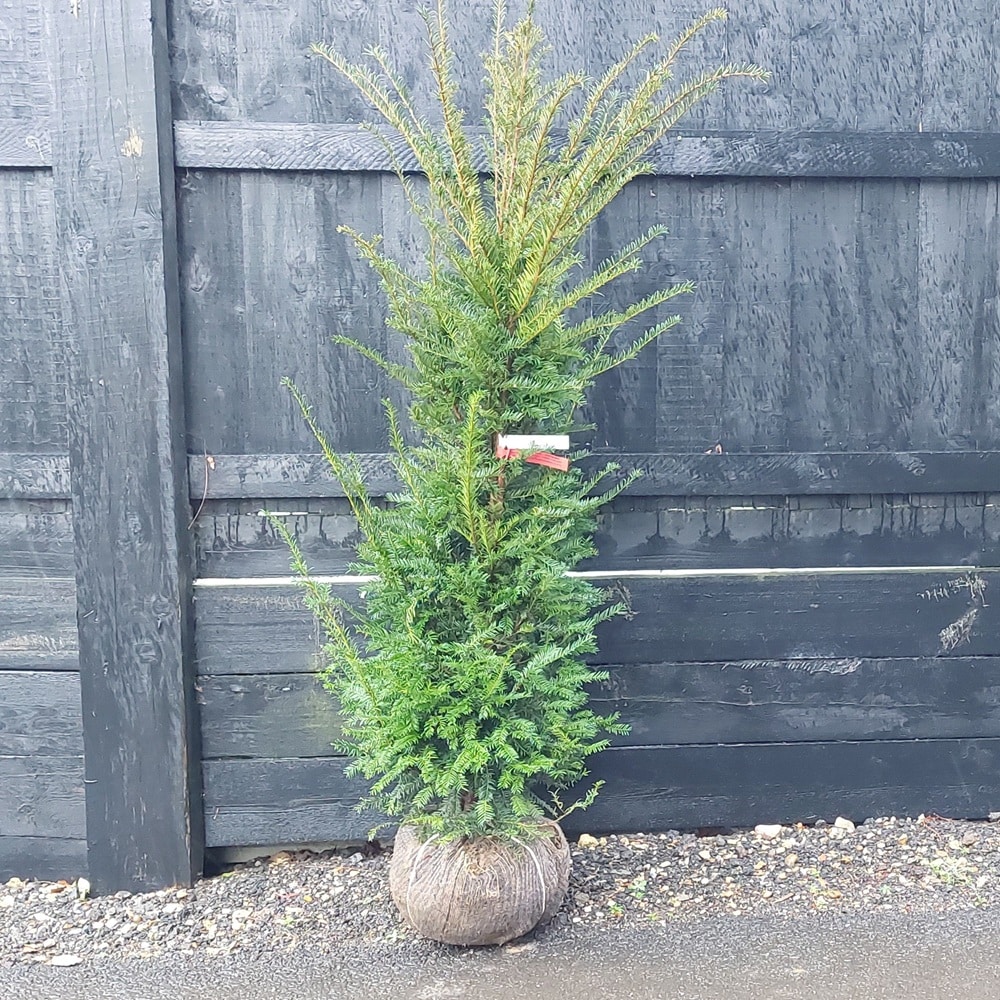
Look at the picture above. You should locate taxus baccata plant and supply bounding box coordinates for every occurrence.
[278,2,766,842]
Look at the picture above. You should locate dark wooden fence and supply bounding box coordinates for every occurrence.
[4,0,1000,891]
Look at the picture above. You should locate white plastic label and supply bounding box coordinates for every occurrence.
[496,434,570,451]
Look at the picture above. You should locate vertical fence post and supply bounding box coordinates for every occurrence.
[48,0,202,890]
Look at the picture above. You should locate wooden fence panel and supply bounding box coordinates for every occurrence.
[0,0,82,884]
[173,0,1000,850]
[5,0,1000,879]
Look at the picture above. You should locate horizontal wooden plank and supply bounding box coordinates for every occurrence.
[0,576,78,671]
[0,756,85,839]
[579,740,1000,833]
[189,452,1000,500]
[202,738,1000,846]
[0,672,83,756]
[0,501,75,577]
[0,120,51,168]
[604,494,1000,572]
[191,453,399,501]
[174,123,1000,178]
[193,570,1000,674]
[203,757,381,846]
[200,673,342,759]
[0,837,87,883]
[0,454,70,500]
[194,493,1000,577]
[199,657,1000,759]
[590,657,1000,745]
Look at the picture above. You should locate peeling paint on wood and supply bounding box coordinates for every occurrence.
[120,126,143,157]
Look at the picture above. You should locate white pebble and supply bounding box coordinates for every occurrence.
[754,824,784,839]
[49,955,82,967]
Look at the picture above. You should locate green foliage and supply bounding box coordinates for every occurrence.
[278,1,766,841]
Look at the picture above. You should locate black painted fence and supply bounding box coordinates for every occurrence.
[4,0,1000,891]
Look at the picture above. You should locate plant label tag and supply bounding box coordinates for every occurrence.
[496,434,570,452]
[525,451,570,472]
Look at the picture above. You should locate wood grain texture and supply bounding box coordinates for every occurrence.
[916,181,1000,450]
[0,837,87,883]
[194,499,360,578]
[198,657,1000,761]
[650,178,727,451]
[202,756,381,846]
[0,451,70,500]
[189,453,399,498]
[855,0,923,130]
[0,575,78,672]
[0,0,50,127]
[243,0,379,125]
[0,672,83,757]
[179,170,389,454]
[855,179,921,449]
[201,738,1000,845]
[167,0,997,136]
[576,739,1000,834]
[786,180,862,451]
[920,0,993,131]
[0,455,70,500]
[49,0,202,891]
[376,174,427,441]
[0,120,50,167]
[0,756,85,840]
[173,122,1000,178]
[589,656,1000,746]
[177,169,248,455]
[723,0,792,130]
[587,185,654,451]
[193,493,1000,578]
[200,673,342,759]
[193,570,1000,675]
[719,179,791,447]
[789,0,857,129]
[189,451,1000,500]
[178,169,1000,460]
[168,0,240,122]
[0,171,65,453]
[0,501,74,578]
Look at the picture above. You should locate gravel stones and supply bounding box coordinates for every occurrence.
[3,815,1000,968]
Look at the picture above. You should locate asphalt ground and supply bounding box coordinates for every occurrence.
[4,905,1000,999]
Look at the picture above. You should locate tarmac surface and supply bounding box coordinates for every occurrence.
[4,906,1000,999]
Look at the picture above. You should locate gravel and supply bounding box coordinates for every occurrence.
[3,814,1000,969]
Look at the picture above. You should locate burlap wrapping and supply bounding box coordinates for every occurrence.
[388,820,571,946]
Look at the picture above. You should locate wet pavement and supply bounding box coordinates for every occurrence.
[4,906,999,999]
